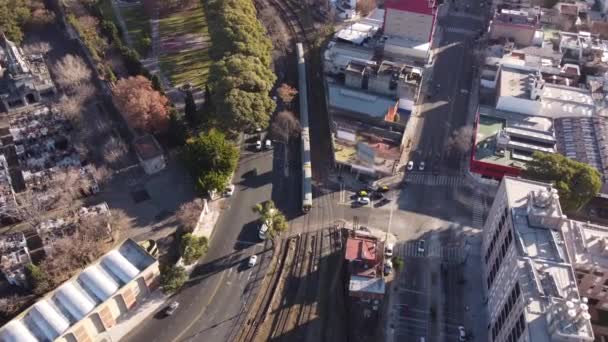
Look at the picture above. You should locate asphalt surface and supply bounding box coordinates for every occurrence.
[409,0,487,173]
[124,139,293,342]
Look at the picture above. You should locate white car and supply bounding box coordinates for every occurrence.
[407,161,414,171]
[385,243,394,257]
[255,140,262,151]
[165,301,179,316]
[458,326,466,341]
[417,240,426,254]
[419,161,426,171]
[357,197,371,205]
[265,139,272,149]
[225,184,235,197]
[248,255,258,267]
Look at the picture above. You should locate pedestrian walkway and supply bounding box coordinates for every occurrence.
[396,241,466,264]
[403,173,464,187]
[107,290,168,341]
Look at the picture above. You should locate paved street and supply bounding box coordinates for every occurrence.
[124,139,288,342]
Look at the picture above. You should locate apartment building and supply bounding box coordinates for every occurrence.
[482,177,594,342]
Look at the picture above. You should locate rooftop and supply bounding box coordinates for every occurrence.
[133,134,163,161]
[474,106,555,168]
[502,177,594,341]
[493,9,539,27]
[334,22,379,45]
[568,220,608,268]
[327,83,397,119]
[384,0,434,16]
[345,235,378,262]
[0,239,157,342]
[349,275,386,295]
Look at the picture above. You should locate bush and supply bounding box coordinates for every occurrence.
[141,36,152,54]
[392,256,404,272]
[179,234,208,265]
[25,264,51,296]
[159,264,187,294]
[167,110,188,146]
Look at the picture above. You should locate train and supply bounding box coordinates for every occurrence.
[297,42,313,213]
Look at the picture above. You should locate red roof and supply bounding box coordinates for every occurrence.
[345,237,377,262]
[385,0,434,16]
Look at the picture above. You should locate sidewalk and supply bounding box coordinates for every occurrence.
[107,290,168,341]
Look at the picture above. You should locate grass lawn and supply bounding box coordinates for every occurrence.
[121,4,151,57]
[159,4,211,90]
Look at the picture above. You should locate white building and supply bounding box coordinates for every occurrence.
[133,135,166,175]
[482,177,594,342]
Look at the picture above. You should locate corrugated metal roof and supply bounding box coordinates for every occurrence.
[79,265,120,301]
[0,321,38,342]
[29,301,70,340]
[54,282,96,320]
[101,250,140,284]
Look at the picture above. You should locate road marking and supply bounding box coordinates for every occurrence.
[171,271,227,342]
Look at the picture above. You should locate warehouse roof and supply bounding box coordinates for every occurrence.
[0,239,156,342]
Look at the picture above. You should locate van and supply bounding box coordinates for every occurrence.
[258,223,269,240]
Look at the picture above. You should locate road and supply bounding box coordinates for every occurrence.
[124,139,293,342]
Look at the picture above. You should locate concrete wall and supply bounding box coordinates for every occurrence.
[384,9,433,42]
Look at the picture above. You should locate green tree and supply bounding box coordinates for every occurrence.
[214,88,275,130]
[160,264,187,294]
[25,263,50,296]
[392,256,404,272]
[524,152,602,212]
[167,110,188,146]
[179,234,208,265]
[180,129,239,194]
[184,90,198,126]
[0,0,32,43]
[252,200,289,239]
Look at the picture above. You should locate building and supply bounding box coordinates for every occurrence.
[0,239,160,342]
[0,232,31,286]
[482,177,594,342]
[489,9,540,47]
[0,35,56,112]
[344,231,385,300]
[567,220,608,339]
[383,0,436,43]
[133,134,166,175]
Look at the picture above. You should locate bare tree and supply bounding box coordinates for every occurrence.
[270,110,301,143]
[176,199,204,233]
[112,76,170,133]
[0,294,34,318]
[276,83,298,106]
[22,41,51,56]
[57,83,95,124]
[356,0,377,17]
[53,54,92,91]
[108,209,131,241]
[445,126,474,154]
[102,136,129,165]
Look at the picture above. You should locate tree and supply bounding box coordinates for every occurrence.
[276,83,298,106]
[270,110,301,143]
[356,0,377,16]
[176,199,204,233]
[524,152,602,212]
[160,264,187,294]
[184,90,198,126]
[167,111,188,146]
[445,126,474,154]
[53,54,92,91]
[181,129,239,194]
[392,256,404,272]
[252,200,289,239]
[25,263,51,295]
[0,0,32,43]
[112,76,170,133]
[0,294,34,319]
[179,234,208,265]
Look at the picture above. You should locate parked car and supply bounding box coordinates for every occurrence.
[407,161,414,171]
[258,223,269,240]
[385,243,394,257]
[376,185,389,193]
[357,190,369,197]
[458,326,466,341]
[419,161,426,171]
[357,197,371,205]
[165,301,179,316]
[417,240,426,254]
[225,184,235,197]
[375,198,390,207]
[248,255,258,267]
[255,140,262,151]
[265,139,272,149]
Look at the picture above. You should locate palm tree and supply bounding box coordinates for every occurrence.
[252,200,288,240]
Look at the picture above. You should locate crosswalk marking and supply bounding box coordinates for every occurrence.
[396,242,465,264]
[404,173,464,187]
[472,192,485,228]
